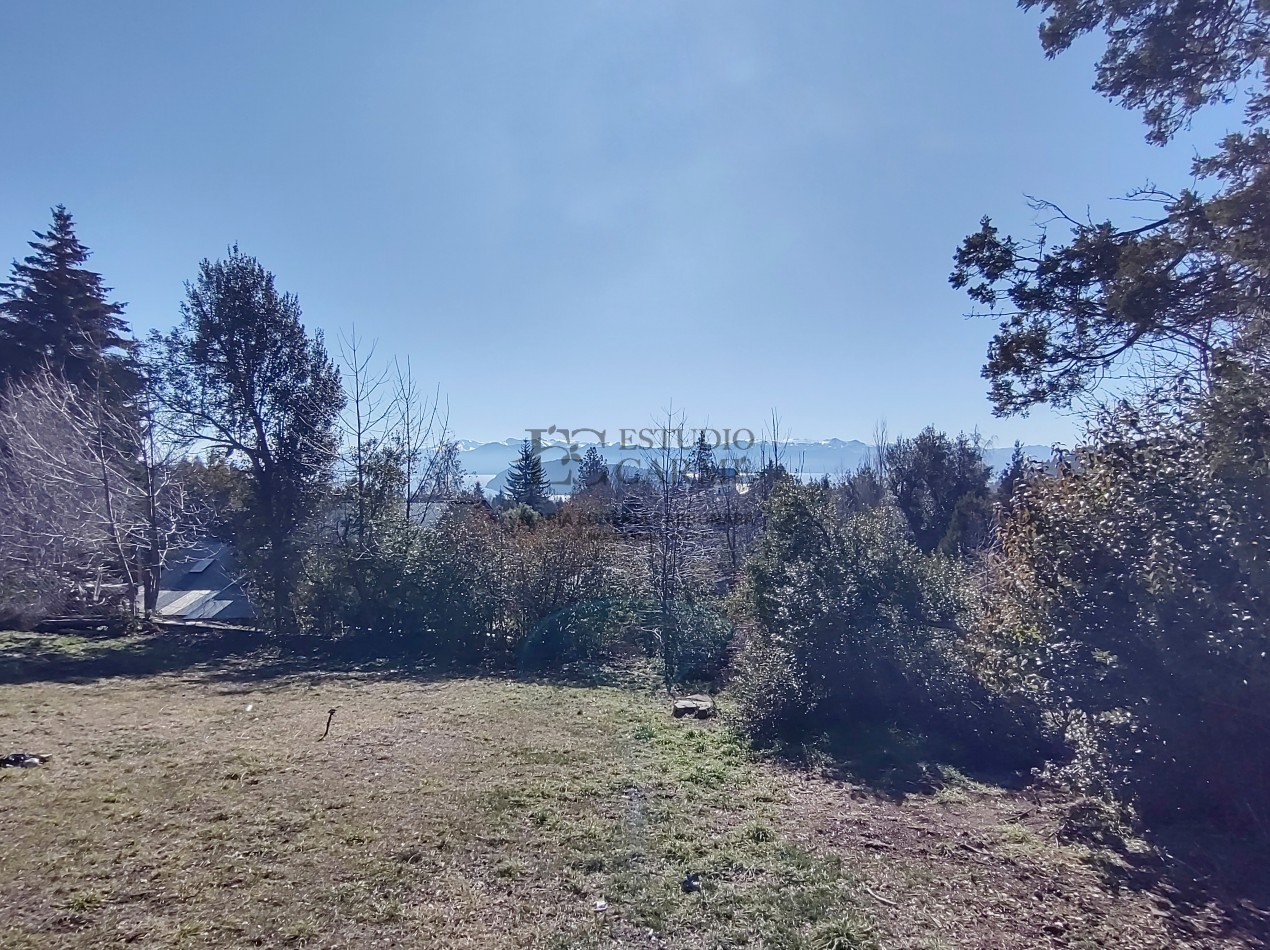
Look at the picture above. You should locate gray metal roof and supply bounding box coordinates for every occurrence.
[156,542,257,622]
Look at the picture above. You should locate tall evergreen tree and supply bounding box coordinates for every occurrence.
[0,206,140,409]
[505,439,552,512]
[690,431,718,485]
[574,444,610,493]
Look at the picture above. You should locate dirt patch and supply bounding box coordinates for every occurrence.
[778,772,1270,949]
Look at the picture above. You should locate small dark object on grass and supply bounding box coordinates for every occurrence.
[2,753,50,768]
[681,872,701,893]
[319,707,337,741]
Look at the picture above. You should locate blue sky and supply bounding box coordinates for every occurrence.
[0,1,1238,447]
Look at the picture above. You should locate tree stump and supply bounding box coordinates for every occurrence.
[672,696,716,720]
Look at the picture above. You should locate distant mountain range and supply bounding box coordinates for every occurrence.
[459,437,1054,497]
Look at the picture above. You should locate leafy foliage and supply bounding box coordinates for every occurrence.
[982,364,1270,824]
[953,0,1270,415]
[296,475,643,668]
[1020,0,1270,145]
[943,0,1270,835]
[883,427,993,553]
[153,247,344,631]
[733,481,1032,761]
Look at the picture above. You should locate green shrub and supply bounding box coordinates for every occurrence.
[297,501,643,668]
[732,481,1038,763]
[296,502,502,660]
[984,360,1270,827]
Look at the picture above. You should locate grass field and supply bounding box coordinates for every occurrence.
[0,631,1267,949]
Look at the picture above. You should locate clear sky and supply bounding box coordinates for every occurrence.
[0,1,1239,447]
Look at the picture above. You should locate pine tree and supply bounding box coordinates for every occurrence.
[504,439,552,512]
[690,431,718,485]
[574,444,610,493]
[0,206,140,409]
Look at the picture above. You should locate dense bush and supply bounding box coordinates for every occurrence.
[883,427,993,554]
[499,513,640,666]
[982,362,1270,826]
[296,498,648,667]
[518,597,640,669]
[298,498,496,657]
[732,481,1039,764]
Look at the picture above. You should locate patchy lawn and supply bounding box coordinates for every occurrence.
[0,632,1266,948]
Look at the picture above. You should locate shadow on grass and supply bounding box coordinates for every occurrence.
[1085,821,1270,947]
[0,626,668,694]
[767,724,1270,946]
[0,627,474,687]
[770,721,1270,947]
[765,719,1044,802]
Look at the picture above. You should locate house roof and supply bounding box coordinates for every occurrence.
[155,542,256,622]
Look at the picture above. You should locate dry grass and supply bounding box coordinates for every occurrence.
[0,631,1267,949]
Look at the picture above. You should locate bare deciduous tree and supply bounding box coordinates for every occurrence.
[621,409,717,683]
[391,356,459,526]
[0,371,198,624]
